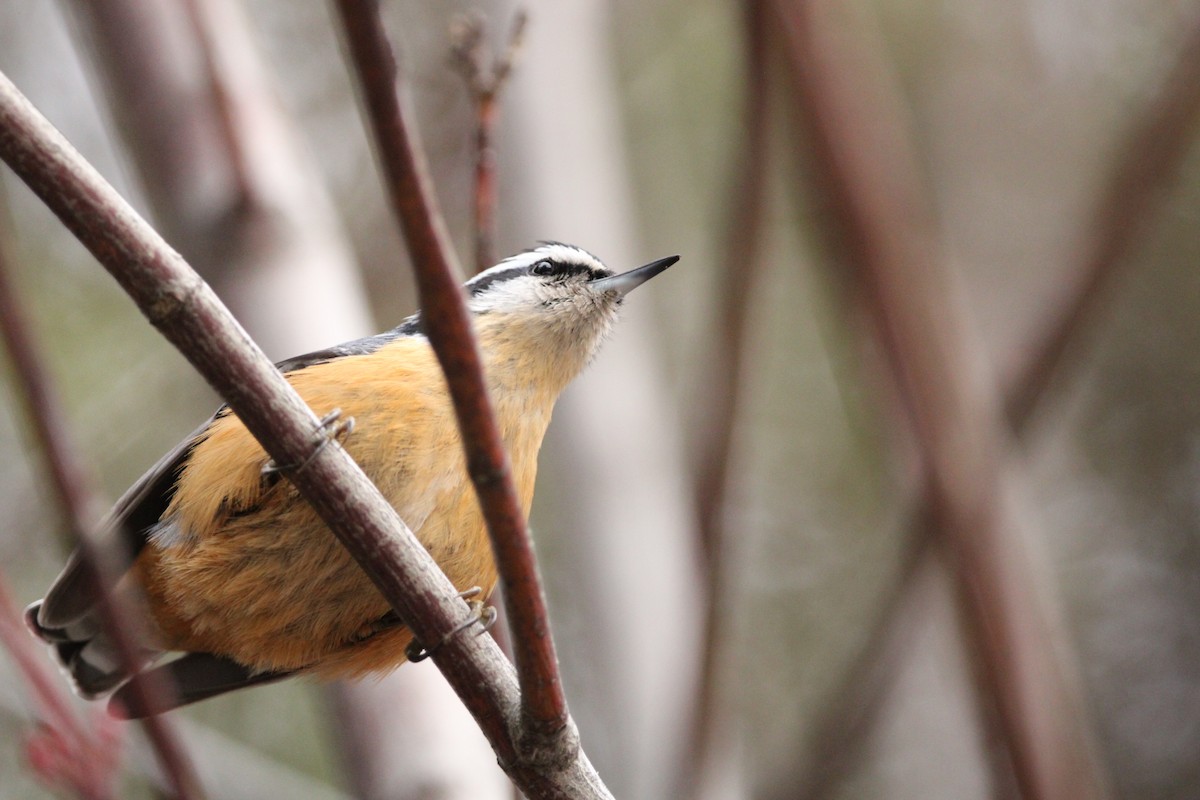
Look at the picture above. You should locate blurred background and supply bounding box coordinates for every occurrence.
[1,1,1199,798]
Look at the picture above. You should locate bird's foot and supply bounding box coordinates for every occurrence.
[406,587,498,663]
[262,408,356,476]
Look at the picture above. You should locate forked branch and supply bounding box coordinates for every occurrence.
[771,1,1108,798]
[449,10,528,272]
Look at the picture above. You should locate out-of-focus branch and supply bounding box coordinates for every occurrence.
[783,502,934,800]
[0,69,609,800]
[68,0,373,358]
[771,2,1108,799]
[0,573,120,800]
[332,0,570,748]
[72,2,516,793]
[786,9,1200,798]
[450,10,527,274]
[680,0,770,796]
[1004,10,1200,429]
[0,203,202,800]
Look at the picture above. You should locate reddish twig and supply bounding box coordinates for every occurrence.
[783,493,935,800]
[787,9,1200,799]
[0,573,121,800]
[0,204,202,800]
[1004,11,1200,430]
[772,2,1108,799]
[0,68,608,800]
[679,1,771,796]
[763,531,937,800]
[332,0,569,747]
[449,10,528,273]
[178,0,260,215]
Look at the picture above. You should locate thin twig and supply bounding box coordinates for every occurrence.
[678,0,771,796]
[772,2,1108,799]
[450,10,528,273]
[178,0,261,215]
[0,573,120,800]
[0,204,203,800]
[787,9,1200,798]
[0,68,609,800]
[332,0,569,747]
[1004,10,1200,430]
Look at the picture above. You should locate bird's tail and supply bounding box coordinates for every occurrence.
[24,598,148,699]
[27,592,296,717]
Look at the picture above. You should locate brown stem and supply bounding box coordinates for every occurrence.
[332,0,568,745]
[1004,10,1200,431]
[679,0,771,796]
[0,573,118,800]
[177,0,260,214]
[788,8,1200,799]
[771,2,1108,799]
[0,204,202,800]
[472,91,499,273]
[450,11,528,273]
[0,65,607,799]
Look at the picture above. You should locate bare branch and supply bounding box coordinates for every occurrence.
[331,0,569,746]
[788,9,1200,798]
[0,67,609,800]
[0,573,121,800]
[0,201,202,800]
[770,2,1110,799]
[450,10,528,272]
[1004,11,1200,430]
[679,0,771,796]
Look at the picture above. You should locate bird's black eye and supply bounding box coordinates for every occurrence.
[532,260,555,276]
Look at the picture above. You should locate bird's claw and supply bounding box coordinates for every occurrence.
[406,587,497,663]
[262,409,355,476]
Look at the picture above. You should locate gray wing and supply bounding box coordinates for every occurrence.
[29,323,420,703]
[35,418,212,630]
[109,654,296,718]
[35,321,419,629]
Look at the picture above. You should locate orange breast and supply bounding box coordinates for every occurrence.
[135,336,550,678]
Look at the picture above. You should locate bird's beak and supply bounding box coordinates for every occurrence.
[588,255,680,297]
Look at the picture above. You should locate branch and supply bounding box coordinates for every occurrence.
[0,572,121,800]
[1004,10,1200,429]
[680,0,771,795]
[771,2,1109,799]
[0,202,201,799]
[788,9,1200,798]
[0,69,608,800]
[331,0,569,746]
[449,10,528,273]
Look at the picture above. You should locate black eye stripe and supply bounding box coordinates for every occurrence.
[534,261,609,281]
[466,260,611,296]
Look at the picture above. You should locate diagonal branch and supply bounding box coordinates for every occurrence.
[0,571,121,800]
[772,2,1109,799]
[449,10,528,273]
[1004,11,1200,430]
[331,0,568,746]
[0,70,607,799]
[0,203,202,800]
[679,0,771,795]
[787,8,1200,798]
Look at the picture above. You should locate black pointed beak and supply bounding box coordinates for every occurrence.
[588,255,679,297]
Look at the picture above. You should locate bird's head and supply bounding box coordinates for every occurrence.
[463,243,677,391]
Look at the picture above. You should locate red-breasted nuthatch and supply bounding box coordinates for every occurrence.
[26,242,678,716]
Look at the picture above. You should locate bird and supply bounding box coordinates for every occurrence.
[25,242,678,717]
